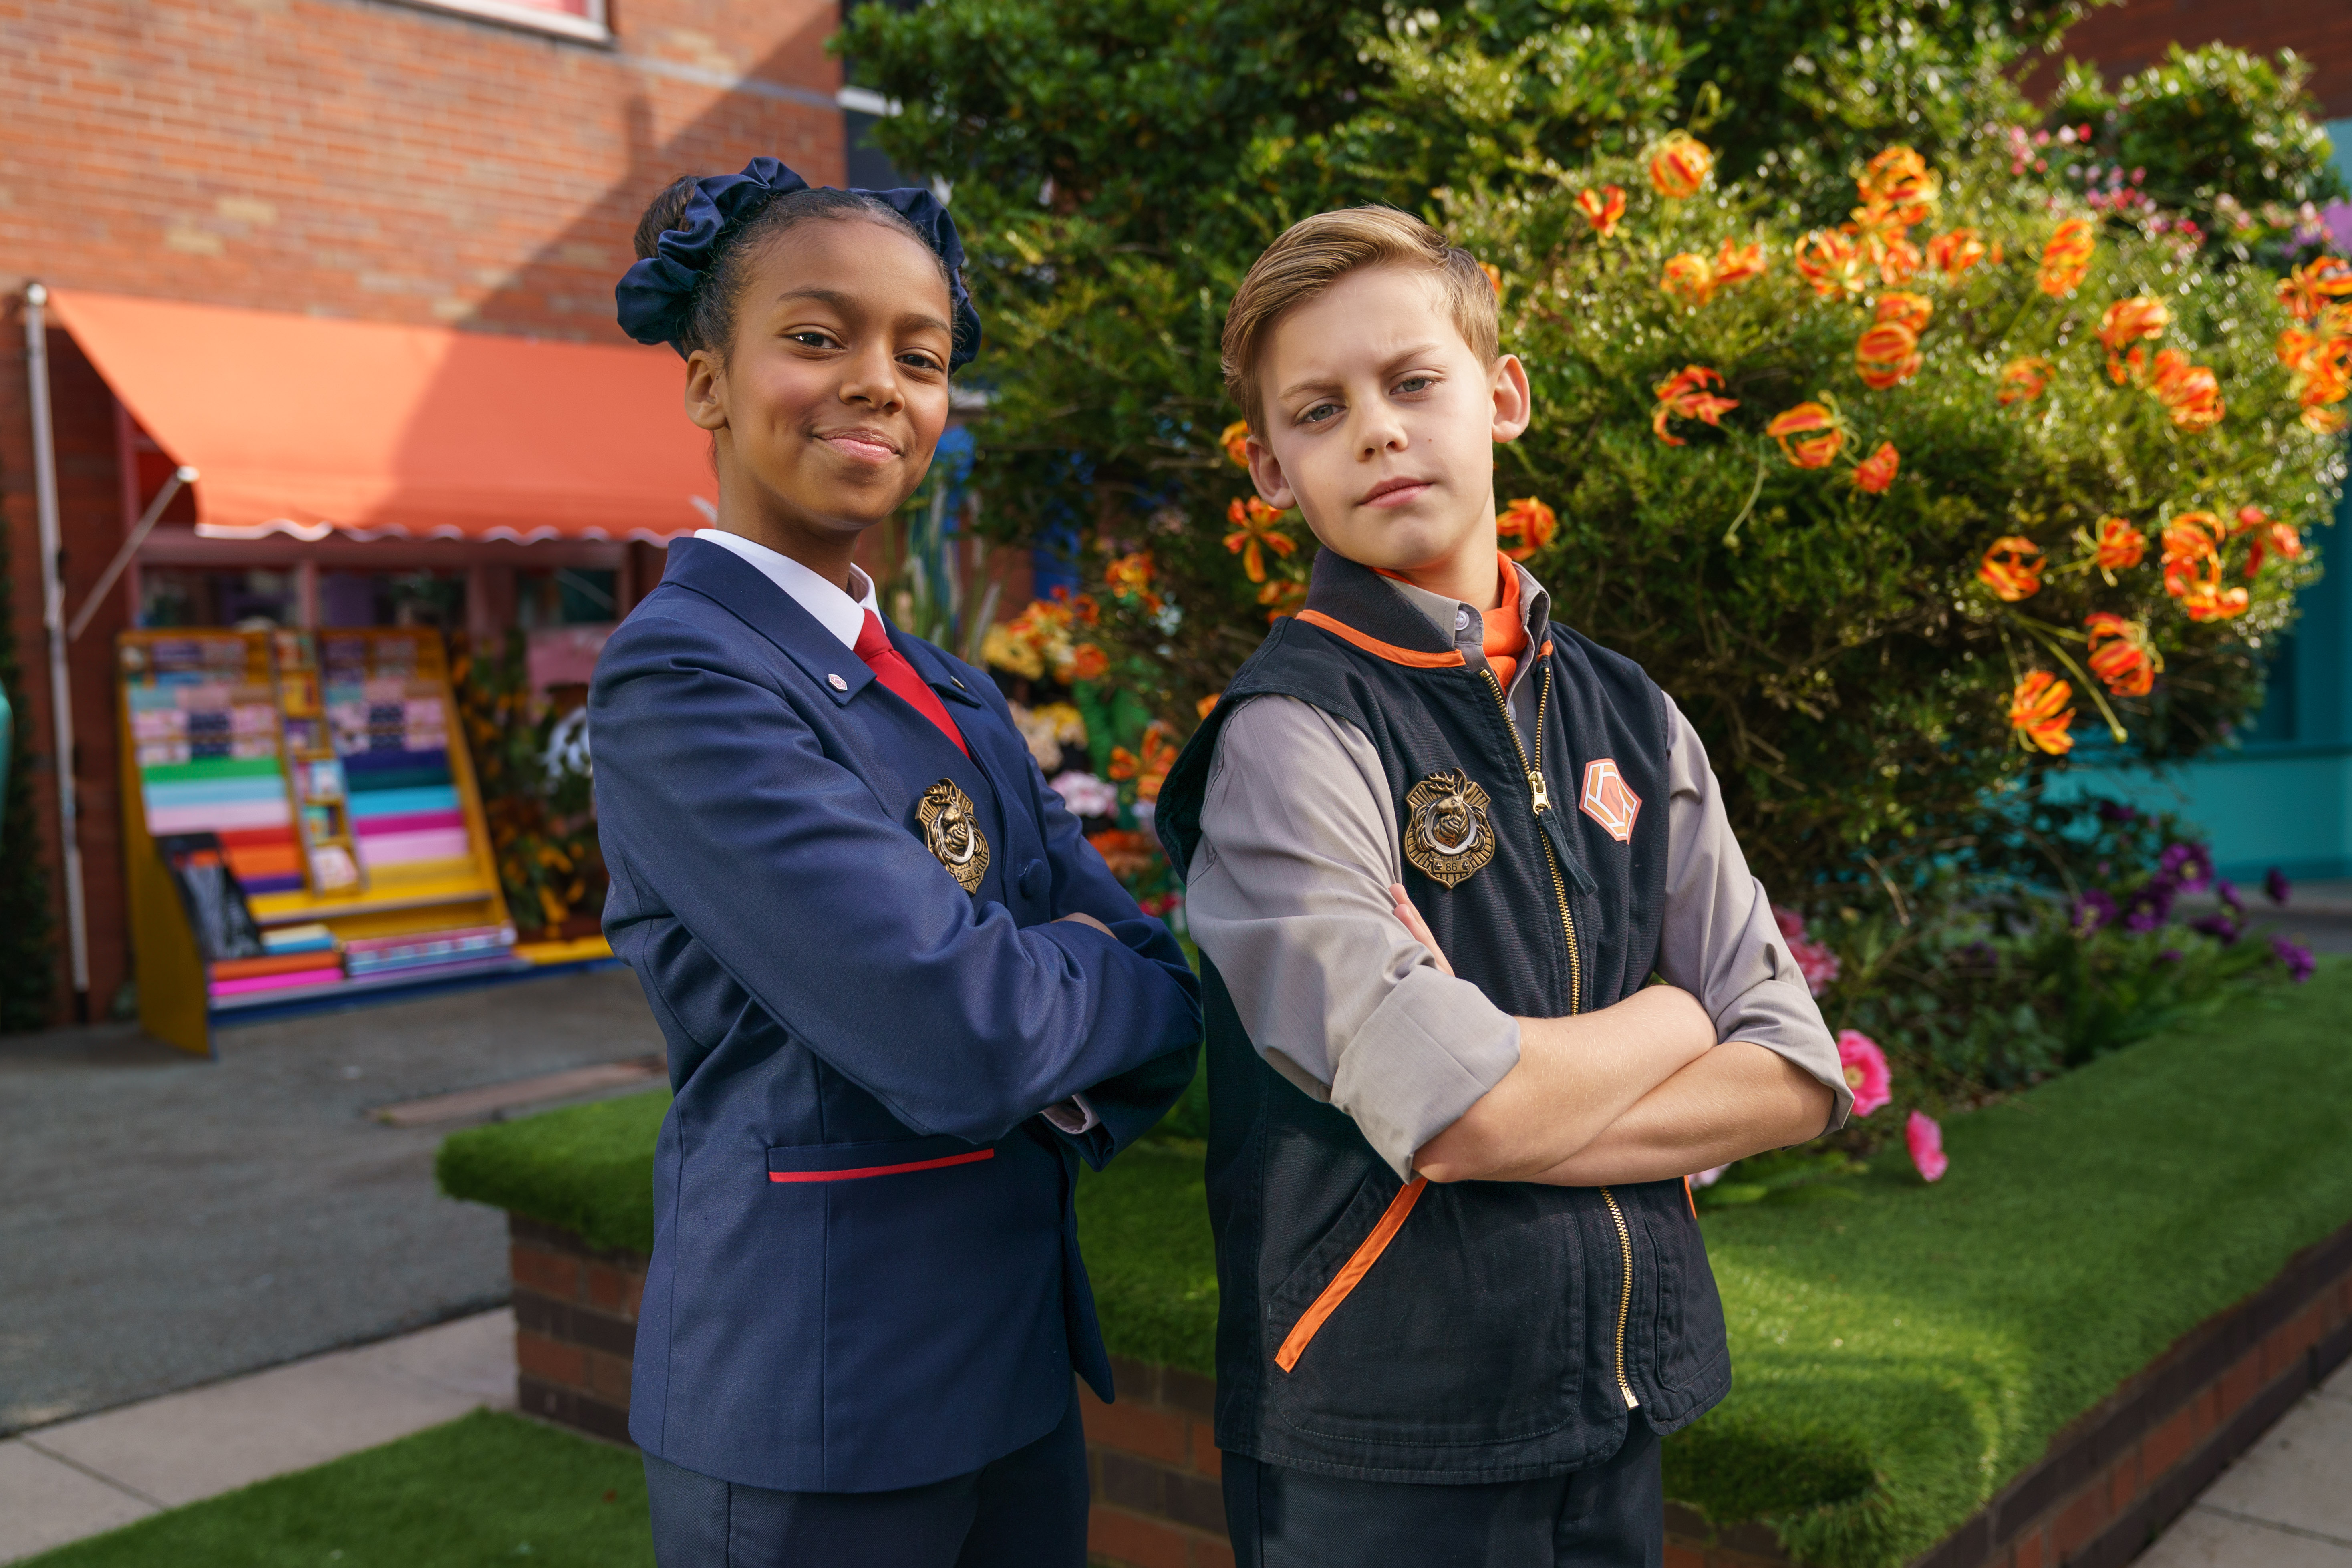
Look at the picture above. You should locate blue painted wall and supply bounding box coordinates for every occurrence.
[2062,123,2352,879]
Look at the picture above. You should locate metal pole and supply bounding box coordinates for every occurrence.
[68,465,195,642]
[25,283,89,1014]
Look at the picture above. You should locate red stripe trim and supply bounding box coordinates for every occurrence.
[1295,610,1466,670]
[767,1148,994,1183]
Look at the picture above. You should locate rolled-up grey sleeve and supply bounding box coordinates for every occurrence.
[1185,696,1522,1178]
[1656,696,1852,1133]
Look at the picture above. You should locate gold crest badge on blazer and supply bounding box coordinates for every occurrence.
[1404,768,1494,889]
[918,780,990,893]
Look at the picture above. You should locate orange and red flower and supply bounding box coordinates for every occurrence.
[2243,513,2306,577]
[1087,828,1160,879]
[2009,670,2076,755]
[1104,550,1162,613]
[1855,321,1923,390]
[2084,613,2160,698]
[2098,296,2171,381]
[2088,516,2147,578]
[1224,497,1296,583]
[1107,723,1178,802]
[2277,322,2352,431]
[1659,240,1767,307]
[1219,420,1251,468]
[1875,291,1934,334]
[1764,403,1844,468]
[1651,364,1740,446]
[1853,441,1900,494]
[1978,536,2046,601]
[1793,230,1869,300]
[1480,261,1504,297]
[1497,495,1559,562]
[1856,145,1939,223]
[2145,348,2224,431]
[2277,256,2352,324]
[1256,577,1306,622]
[1925,227,1988,280]
[1065,643,1110,683]
[1649,132,1713,199]
[1575,185,1627,238]
[2038,217,2096,296]
[2161,511,2227,606]
[1996,356,2055,407]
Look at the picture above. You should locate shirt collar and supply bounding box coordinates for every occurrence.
[692,528,880,652]
[1381,555,1551,652]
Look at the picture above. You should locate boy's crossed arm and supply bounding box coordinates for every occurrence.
[1396,890,1834,1186]
[1186,693,1847,1189]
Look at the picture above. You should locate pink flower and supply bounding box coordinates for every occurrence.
[1772,905,1843,996]
[1906,1109,1948,1183]
[1690,1165,1730,1188]
[1837,1030,1891,1117]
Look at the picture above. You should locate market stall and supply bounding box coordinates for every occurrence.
[28,288,709,1049]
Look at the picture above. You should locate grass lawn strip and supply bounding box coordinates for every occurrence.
[436,963,2352,1567]
[19,1410,651,1568]
[438,1089,668,1254]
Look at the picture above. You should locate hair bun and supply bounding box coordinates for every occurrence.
[614,157,981,369]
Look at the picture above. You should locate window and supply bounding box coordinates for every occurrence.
[389,0,610,46]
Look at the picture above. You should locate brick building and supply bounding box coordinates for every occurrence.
[1,0,851,1023]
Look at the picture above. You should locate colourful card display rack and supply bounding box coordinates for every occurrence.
[116,628,523,1057]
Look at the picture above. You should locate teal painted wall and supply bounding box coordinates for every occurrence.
[2060,122,2352,879]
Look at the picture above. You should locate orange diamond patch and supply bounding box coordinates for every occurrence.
[1579,759,1640,842]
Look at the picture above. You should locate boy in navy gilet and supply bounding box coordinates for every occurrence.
[1154,208,1852,1566]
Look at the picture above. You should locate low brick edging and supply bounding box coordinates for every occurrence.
[1667,1215,2352,1568]
[508,1215,644,1447]
[501,1212,2352,1568]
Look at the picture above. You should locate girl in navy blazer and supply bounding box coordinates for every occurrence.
[591,159,1202,1568]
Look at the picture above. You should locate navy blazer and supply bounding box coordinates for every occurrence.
[591,537,1202,1494]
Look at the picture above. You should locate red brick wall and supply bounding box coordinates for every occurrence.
[0,0,844,1020]
[2047,0,2352,117]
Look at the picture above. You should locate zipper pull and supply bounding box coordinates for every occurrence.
[1538,811,1599,896]
[1528,769,1551,814]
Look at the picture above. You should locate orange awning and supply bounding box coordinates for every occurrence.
[49,289,714,544]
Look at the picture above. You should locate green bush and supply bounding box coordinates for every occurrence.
[842,3,2344,902]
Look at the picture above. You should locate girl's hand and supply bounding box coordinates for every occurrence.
[1056,911,1114,938]
[1389,883,1455,977]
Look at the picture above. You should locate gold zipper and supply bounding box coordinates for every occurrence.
[1481,663,1633,1407]
[1599,1187,1639,1409]
[1480,666,1580,1014]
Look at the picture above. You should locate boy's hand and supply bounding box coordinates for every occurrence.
[1389,884,1453,977]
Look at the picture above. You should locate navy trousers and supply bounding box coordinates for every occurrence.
[642,1389,1088,1568]
[1223,1419,1663,1568]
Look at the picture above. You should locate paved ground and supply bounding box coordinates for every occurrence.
[0,1309,515,1564]
[2141,1361,2352,1566]
[0,966,660,1435]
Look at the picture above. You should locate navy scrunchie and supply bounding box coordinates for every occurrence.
[614,156,981,370]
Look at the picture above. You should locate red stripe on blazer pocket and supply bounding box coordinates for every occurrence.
[765,1134,995,1184]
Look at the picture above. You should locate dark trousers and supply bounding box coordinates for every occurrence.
[642,1390,1088,1568]
[1223,1419,1663,1568]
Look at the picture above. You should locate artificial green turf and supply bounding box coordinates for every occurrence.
[21,1410,651,1568]
[437,1089,669,1254]
[438,964,2352,1566]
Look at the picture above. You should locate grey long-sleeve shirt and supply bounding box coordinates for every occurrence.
[1186,565,1852,1179]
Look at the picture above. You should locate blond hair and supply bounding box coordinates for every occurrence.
[1220,206,1499,432]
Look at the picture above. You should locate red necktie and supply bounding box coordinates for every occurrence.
[855,610,969,757]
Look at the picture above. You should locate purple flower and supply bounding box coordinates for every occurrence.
[2159,842,2213,893]
[2097,800,2137,825]
[2272,935,2315,984]
[2157,948,2183,964]
[2327,200,2352,254]
[2191,912,2241,945]
[2265,867,2292,907]
[2072,889,2118,934]
[2123,875,2177,932]
[2216,879,2242,913]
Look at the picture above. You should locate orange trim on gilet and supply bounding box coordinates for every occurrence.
[1274,1176,1430,1373]
[1295,610,1466,669]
